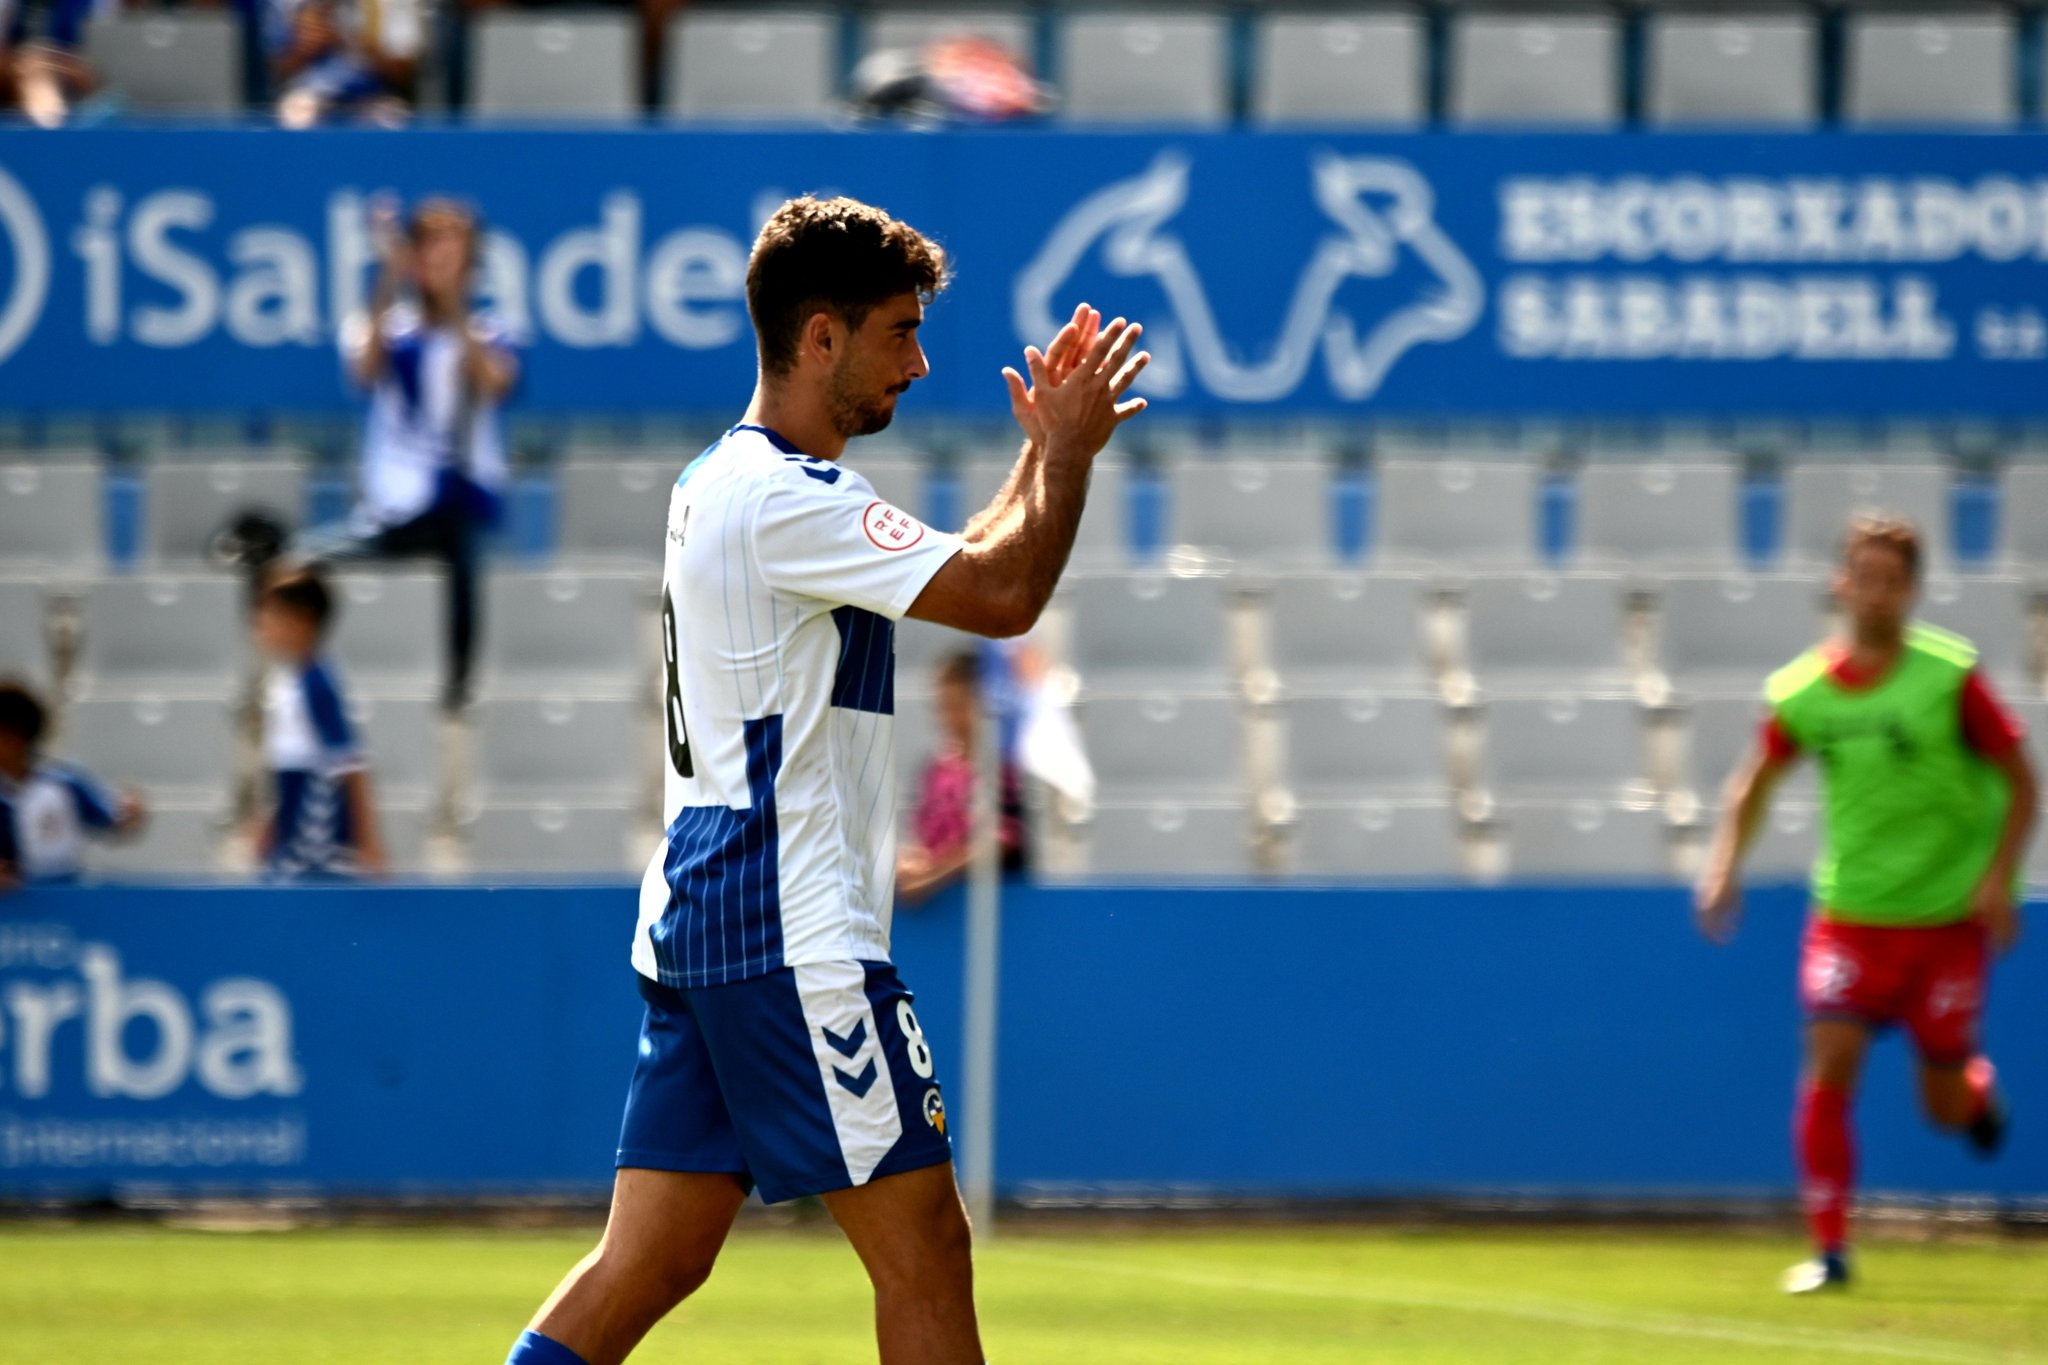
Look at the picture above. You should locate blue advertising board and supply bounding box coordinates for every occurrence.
[1,128,2047,417]
[1,881,2041,1201]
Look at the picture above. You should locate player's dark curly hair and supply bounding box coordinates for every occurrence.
[747,196,949,377]
[0,678,47,745]
[1843,514,1922,581]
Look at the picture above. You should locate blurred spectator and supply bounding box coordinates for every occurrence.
[0,679,145,888]
[253,568,386,880]
[853,32,1049,124]
[264,0,422,126]
[896,650,1027,906]
[300,196,521,713]
[1,0,105,127]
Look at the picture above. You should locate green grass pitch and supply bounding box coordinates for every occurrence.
[3,1223,2044,1363]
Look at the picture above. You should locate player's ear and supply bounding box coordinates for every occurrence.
[801,310,838,367]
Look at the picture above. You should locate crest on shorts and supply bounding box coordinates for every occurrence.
[1804,949,1859,1005]
[922,1087,947,1136]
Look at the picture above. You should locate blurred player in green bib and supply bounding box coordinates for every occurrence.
[1695,515,2037,1295]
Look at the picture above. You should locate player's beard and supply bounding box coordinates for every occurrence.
[827,358,903,439]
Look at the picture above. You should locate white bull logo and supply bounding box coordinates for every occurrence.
[1015,151,1483,403]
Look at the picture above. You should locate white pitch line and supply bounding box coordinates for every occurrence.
[1000,1248,2041,1365]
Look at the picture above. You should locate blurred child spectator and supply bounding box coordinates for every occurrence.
[300,196,521,713]
[253,568,386,879]
[265,0,422,126]
[896,650,1027,906]
[1,0,106,127]
[0,679,145,887]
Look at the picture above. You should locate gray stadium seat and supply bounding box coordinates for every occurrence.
[1078,692,1242,796]
[1736,800,1820,882]
[1501,799,1671,880]
[376,790,437,876]
[1449,10,1621,125]
[471,13,639,119]
[82,797,228,879]
[1844,10,2016,126]
[328,573,444,689]
[1681,694,1815,801]
[1375,459,1540,569]
[481,571,652,686]
[1282,692,1447,796]
[959,458,1126,561]
[1994,464,2048,573]
[1782,464,1953,572]
[1917,577,2035,687]
[1167,460,1332,564]
[78,575,243,689]
[667,11,839,120]
[1478,693,1646,796]
[864,8,1034,61]
[143,459,306,566]
[474,695,642,794]
[57,695,235,795]
[84,13,240,114]
[1287,798,1463,878]
[557,460,677,565]
[1655,573,1827,695]
[1252,10,1427,126]
[0,462,102,575]
[1462,572,1630,689]
[465,800,643,875]
[1062,572,1233,689]
[1074,800,1250,877]
[0,579,50,687]
[348,692,442,794]
[1644,10,1817,126]
[1263,570,1430,690]
[1058,10,1228,124]
[1575,462,1742,571]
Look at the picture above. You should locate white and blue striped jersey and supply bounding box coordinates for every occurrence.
[631,424,965,989]
[0,761,119,883]
[263,657,364,878]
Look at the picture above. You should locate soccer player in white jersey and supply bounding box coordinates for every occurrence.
[502,198,1147,1365]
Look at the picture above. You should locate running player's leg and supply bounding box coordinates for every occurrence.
[824,1161,982,1365]
[1906,923,2006,1151]
[1796,1017,1871,1267]
[513,1167,746,1365]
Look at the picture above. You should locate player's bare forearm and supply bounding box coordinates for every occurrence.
[463,334,518,402]
[1982,746,2038,889]
[916,436,1093,637]
[1708,750,1786,879]
[961,442,1040,545]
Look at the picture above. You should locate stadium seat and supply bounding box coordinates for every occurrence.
[1993,464,2048,573]
[1282,692,1447,797]
[1262,570,1431,690]
[1461,572,1630,690]
[1917,576,2036,688]
[1477,693,1646,797]
[464,800,644,875]
[1166,460,1333,565]
[474,694,643,795]
[0,579,51,688]
[1061,572,1234,690]
[1374,460,1540,569]
[481,571,653,687]
[1680,694,1815,801]
[377,790,438,875]
[863,8,1035,62]
[77,575,244,690]
[1448,10,1621,125]
[1072,800,1251,877]
[1844,9,2016,126]
[83,13,241,114]
[958,458,1126,562]
[328,573,445,689]
[1078,691,1242,796]
[1781,464,1953,572]
[667,10,839,120]
[1057,10,1229,124]
[1499,799,1671,880]
[0,461,103,576]
[143,459,306,566]
[81,796,229,879]
[557,460,679,566]
[1286,798,1463,878]
[348,692,442,795]
[1644,10,1818,126]
[470,12,639,119]
[1574,462,1743,571]
[1653,573,1829,694]
[1251,10,1428,126]
[58,695,235,795]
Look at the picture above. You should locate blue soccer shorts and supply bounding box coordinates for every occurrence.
[615,959,953,1204]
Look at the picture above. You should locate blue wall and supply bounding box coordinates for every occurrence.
[3,129,2048,416]
[1,882,2040,1201]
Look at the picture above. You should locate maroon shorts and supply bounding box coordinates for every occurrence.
[1799,917,1988,1065]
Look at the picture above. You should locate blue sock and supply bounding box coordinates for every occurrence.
[505,1329,592,1365]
